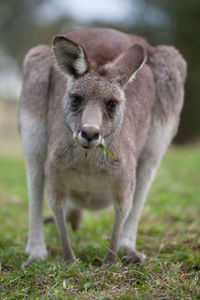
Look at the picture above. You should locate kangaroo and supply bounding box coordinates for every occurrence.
[19,28,186,267]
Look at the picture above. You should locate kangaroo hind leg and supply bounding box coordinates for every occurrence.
[119,45,187,264]
[19,45,52,266]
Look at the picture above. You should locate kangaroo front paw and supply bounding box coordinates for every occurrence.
[122,249,146,265]
[63,256,77,267]
[22,244,48,268]
[101,251,117,269]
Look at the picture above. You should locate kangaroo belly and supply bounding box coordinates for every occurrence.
[67,170,112,210]
[69,190,112,210]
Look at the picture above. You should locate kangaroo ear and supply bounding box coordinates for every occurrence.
[105,44,146,86]
[53,36,89,79]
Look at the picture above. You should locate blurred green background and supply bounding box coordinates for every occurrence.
[0,0,199,143]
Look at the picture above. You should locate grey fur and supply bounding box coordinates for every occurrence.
[19,28,186,267]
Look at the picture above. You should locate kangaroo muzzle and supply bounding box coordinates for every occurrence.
[77,124,101,149]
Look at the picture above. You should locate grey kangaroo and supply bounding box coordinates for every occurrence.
[19,28,186,267]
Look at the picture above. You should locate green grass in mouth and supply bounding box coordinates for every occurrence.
[97,143,117,166]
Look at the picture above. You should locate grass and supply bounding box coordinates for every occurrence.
[0,147,199,299]
[0,101,199,298]
[98,144,117,164]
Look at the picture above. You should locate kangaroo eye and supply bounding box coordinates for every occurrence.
[71,95,83,108]
[106,100,117,113]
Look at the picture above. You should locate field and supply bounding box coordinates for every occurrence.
[0,100,199,299]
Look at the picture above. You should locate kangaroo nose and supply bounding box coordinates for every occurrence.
[81,126,100,142]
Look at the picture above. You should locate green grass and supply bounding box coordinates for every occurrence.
[0,146,200,299]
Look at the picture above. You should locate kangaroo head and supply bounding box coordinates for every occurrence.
[53,36,146,149]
